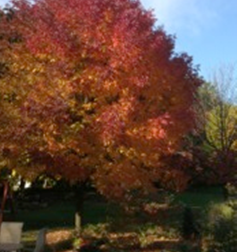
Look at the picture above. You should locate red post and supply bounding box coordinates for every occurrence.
[0,181,9,226]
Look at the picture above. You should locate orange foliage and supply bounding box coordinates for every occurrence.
[0,0,202,196]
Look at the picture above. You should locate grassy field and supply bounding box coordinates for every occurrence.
[14,199,118,230]
[15,201,75,229]
[12,185,226,231]
[174,185,225,207]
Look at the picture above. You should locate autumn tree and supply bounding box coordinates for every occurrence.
[192,66,237,184]
[0,0,202,202]
[205,67,237,149]
[204,66,237,182]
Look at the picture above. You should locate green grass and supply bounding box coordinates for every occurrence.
[14,200,118,230]
[174,185,225,207]
[14,201,75,230]
[12,185,226,231]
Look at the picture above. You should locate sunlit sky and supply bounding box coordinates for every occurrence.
[1,0,237,80]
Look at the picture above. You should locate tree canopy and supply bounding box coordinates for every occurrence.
[0,0,202,197]
[201,67,237,182]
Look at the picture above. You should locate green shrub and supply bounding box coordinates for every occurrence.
[205,201,237,252]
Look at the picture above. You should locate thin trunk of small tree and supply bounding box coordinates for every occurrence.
[73,182,88,234]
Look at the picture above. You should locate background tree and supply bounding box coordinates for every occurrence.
[0,0,202,203]
[193,65,237,184]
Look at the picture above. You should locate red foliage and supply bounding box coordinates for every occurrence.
[0,0,202,197]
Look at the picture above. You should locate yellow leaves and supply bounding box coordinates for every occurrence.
[205,104,237,151]
[0,159,8,169]
[87,75,94,80]
[82,102,93,111]
[70,122,84,131]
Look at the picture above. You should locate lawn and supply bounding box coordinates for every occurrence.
[174,185,225,207]
[15,199,118,230]
[15,201,75,229]
[13,185,225,231]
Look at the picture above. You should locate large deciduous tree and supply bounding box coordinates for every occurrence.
[0,0,202,197]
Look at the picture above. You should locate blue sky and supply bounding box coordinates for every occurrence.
[140,0,237,80]
[1,0,237,80]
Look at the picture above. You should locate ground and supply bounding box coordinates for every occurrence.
[16,186,225,252]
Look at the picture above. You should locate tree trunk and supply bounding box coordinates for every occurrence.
[73,182,87,234]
